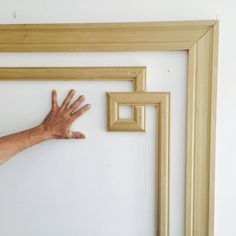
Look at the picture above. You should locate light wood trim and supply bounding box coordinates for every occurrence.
[101,68,146,131]
[185,44,197,236]
[0,21,214,52]
[109,92,169,104]
[109,106,145,131]
[208,22,219,236]
[184,22,219,236]
[191,23,218,236]
[0,20,219,236]
[0,66,145,81]
[107,92,170,236]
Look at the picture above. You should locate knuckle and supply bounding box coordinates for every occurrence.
[77,111,82,116]
[80,95,85,100]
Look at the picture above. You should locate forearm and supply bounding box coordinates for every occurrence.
[0,125,52,165]
[0,89,90,166]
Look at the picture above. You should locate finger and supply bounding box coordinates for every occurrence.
[68,95,85,113]
[51,89,58,110]
[70,132,86,139]
[71,104,91,120]
[60,89,75,110]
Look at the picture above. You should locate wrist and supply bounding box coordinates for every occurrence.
[34,124,54,141]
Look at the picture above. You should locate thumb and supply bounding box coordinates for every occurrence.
[71,131,86,139]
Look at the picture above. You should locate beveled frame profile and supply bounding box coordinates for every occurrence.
[0,20,219,236]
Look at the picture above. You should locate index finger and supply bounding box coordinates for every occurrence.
[51,89,58,109]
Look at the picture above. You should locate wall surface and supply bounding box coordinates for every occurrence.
[0,52,187,236]
[0,0,235,235]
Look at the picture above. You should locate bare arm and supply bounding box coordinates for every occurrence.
[0,89,91,165]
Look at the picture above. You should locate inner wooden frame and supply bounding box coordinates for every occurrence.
[0,66,146,131]
[107,92,170,236]
[0,20,219,236]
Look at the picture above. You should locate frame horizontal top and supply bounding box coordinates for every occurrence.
[0,66,146,81]
[0,20,217,52]
[107,92,170,105]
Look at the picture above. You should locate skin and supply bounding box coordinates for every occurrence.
[0,89,91,165]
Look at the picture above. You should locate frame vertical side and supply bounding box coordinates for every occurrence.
[157,94,170,236]
[107,92,170,236]
[185,44,197,236]
[193,26,217,236]
[208,22,219,236]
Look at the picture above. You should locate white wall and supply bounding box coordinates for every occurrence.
[0,52,187,236]
[0,0,235,235]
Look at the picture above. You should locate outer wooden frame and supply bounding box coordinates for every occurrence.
[0,20,219,236]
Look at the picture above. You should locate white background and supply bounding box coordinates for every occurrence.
[0,0,235,235]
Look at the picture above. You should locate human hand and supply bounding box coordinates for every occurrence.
[40,89,91,139]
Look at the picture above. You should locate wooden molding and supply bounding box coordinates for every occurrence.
[0,66,146,131]
[107,92,170,236]
[0,20,219,236]
[0,20,215,52]
[185,22,219,236]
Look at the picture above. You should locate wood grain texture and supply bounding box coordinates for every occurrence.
[107,92,170,236]
[0,21,214,52]
[185,21,219,236]
[0,66,145,80]
[185,44,197,236]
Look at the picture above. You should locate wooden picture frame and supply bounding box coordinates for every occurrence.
[0,20,219,236]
